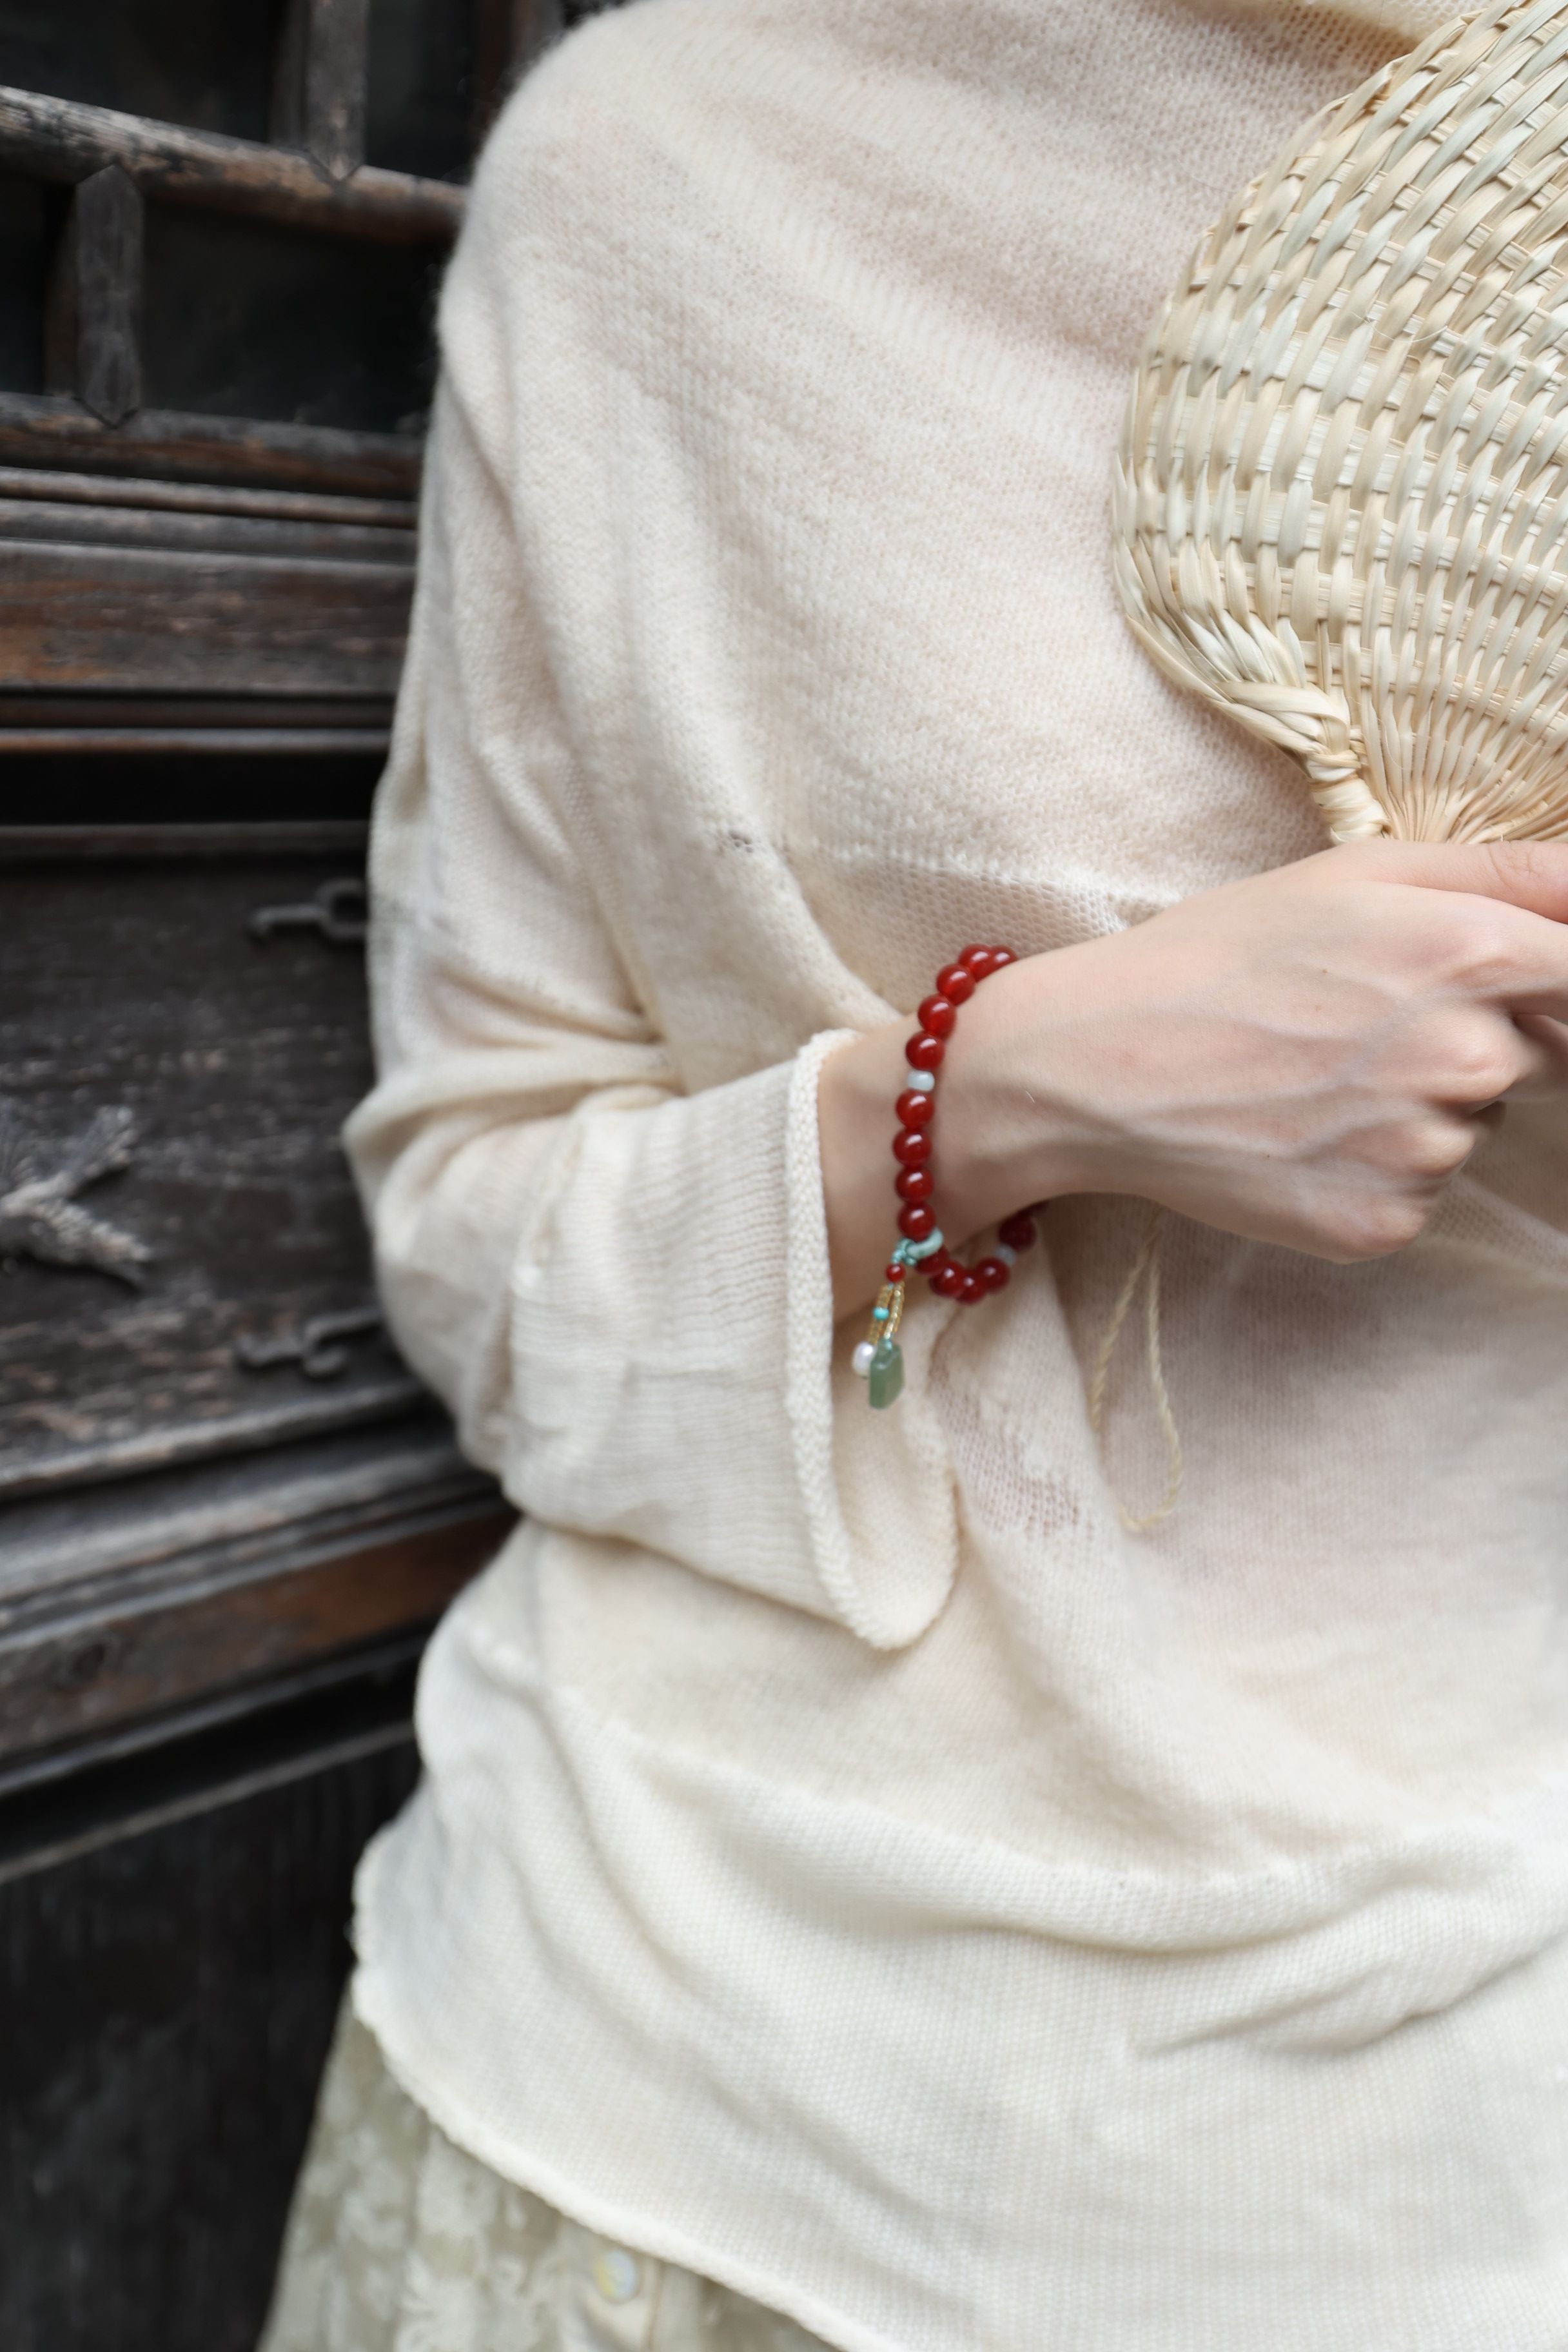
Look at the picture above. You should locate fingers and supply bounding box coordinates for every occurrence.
[1422,1006,1565,1107]
[1505,1013,1568,1099]
[1329,838,1568,923]
[1373,877,1568,1023]
[1300,840,1568,1017]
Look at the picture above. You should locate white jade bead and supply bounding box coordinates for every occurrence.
[905,1068,936,1093]
[994,1242,1017,1267]
[852,1340,876,1378]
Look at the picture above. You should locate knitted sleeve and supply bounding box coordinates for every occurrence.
[344,333,957,1650]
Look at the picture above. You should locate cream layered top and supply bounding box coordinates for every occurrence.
[346,5,1568,2346]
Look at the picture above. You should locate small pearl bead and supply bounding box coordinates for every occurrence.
[905,1068,936,1094]
[994,1242,1017,1266]
[852,1340,875,1377]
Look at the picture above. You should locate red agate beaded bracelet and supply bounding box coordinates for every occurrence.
[854,944,1044,1409]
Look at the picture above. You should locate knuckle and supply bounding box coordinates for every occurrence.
[1482,839,1565,901]
[1407,1119,1474,1179]
[1325,1193,1431,1261]
[1439,906,1518,994]
[1439,1023,1514,1102]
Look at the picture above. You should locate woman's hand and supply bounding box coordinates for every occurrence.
[819,841,1568,1315]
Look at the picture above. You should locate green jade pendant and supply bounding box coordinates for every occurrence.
[867,1333,905,1409]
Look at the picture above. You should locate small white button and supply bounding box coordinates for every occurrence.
[592,2246,642,2305]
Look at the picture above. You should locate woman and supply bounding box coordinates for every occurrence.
[264,1,1568,2345]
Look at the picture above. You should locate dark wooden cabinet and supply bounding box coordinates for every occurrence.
[0,4,620,2340]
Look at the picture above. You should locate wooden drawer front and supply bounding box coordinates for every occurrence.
[0,476,414,700]
[0,535,411,696]
[0,839,421,1498]
[0,1424,509,1774]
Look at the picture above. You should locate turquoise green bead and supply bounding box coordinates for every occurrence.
[867,1336,905,1409]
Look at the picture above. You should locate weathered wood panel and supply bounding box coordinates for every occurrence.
[0,534,411,694]
[0,1420,488,1616]
[0,464,415,527]
[0,491,411,562]
[0,1447,508,1770]
[0,846,421,1497]
[0,723,389,754]
[0,391,422,496]
[0,821,369,858]
[0,1697,421,2352]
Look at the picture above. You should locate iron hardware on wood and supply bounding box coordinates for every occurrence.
[235,1305,384,1380]
[248,877,368,946]
[0,1101,150,1286]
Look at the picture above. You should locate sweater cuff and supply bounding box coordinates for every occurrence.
[784,1032,959,1649]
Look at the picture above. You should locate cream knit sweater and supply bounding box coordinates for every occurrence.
[345,5,1568,2346]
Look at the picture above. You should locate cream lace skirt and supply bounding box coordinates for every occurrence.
[260,2001,830,2352]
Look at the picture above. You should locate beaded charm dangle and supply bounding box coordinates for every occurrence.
[857,1277,906,1409]
[852,943,1044,1410]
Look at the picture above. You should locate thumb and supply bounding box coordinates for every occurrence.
[1329,838,1568,924]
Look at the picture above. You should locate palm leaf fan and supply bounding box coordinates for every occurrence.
[1114,0,1568,844]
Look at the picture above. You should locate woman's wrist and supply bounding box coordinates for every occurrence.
[923,952,1090,1235]
[818,953,1088,1318]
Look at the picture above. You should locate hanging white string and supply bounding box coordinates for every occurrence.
[1086,1204,1184,1534]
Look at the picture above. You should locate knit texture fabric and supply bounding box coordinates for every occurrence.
[344,5,1568,2346]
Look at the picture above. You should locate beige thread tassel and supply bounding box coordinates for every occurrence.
[1087,1205,1183,1534]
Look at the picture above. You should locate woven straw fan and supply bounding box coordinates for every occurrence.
[1116,0,1568,844]
[1098,0,1568,1530]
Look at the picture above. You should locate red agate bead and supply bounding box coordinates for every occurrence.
[867,945,1030,1389]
